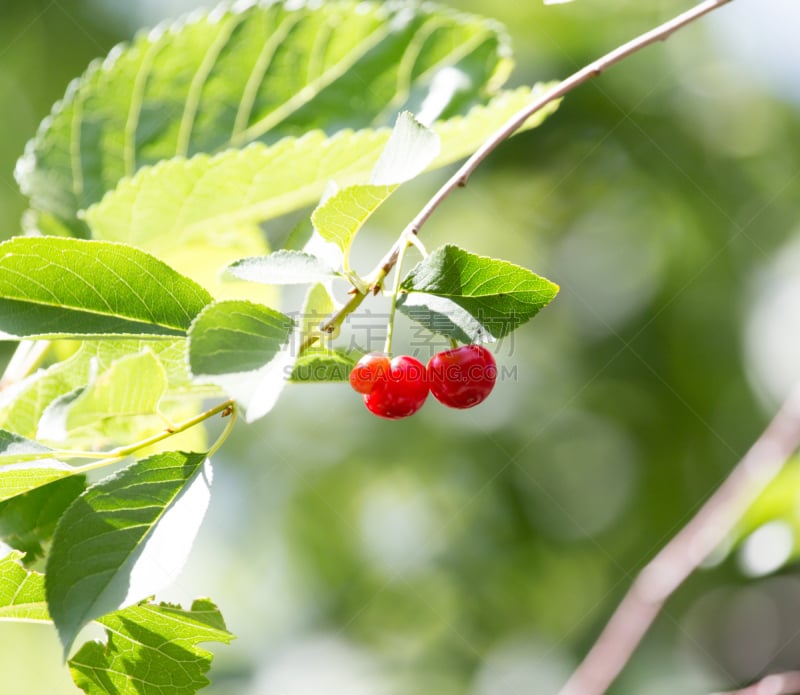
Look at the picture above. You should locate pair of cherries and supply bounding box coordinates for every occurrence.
[349,345,497,419]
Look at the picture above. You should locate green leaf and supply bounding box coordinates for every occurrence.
[84,128,386,249]
[289,283,350,383]
[311,111,440,260]
[69,598,233,695]
[724,458,800,575]
[0,461,81,504]
[0,340,212,441]
[51,350,168,446]
[428,82,559,171]
[398,244,559,339]
[46,451,213,655]
[70,350,167,427]
[161,223,274,304]
[188,301,296,421]
[0,237,212,339]
[0,550,50,623]
[0,429,54,463]
[0,476,86,562]
[397,293,492,344]
[297,283,336,346]
[311,183,396,260]
[291,348,358,383]
[370,111,442,186]
[19,1,512,236]
[226,250,340,286]
[83,84,558,252]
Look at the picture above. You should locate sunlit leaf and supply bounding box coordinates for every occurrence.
[399,244,559,340]
[70,351,166,436]
[69,598,233,695]
[163,223,274,303]
[0,237,212,339]
[0,461,81,504]
[0,429,55,463]
[226,250,340,286]
[83,85,558,251]
[0,476,86,562]
[370,110,442,186]
[19,0,513,236]
[311,112,440,261]
[46,451,213,654]
[0,550,49,623]
[0,340,217,441]
[188,300,296,422]
[311,183,395,260]
[296,283,337,346]
[291,348,357,383]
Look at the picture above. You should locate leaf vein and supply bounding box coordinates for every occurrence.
[176,13,244,157]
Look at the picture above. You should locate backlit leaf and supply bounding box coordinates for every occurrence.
[0,550,49,623]
[47,451,213,655]
[0,237,212,339]
[83,85,558,251]
[188,300,296,421]
[399,244,559,339]
[69,598,233,695]
[226,250,340,286]
[0,476,86,562]
[19,1,513,236]
[0,461,80,504]
[291,348,357,383]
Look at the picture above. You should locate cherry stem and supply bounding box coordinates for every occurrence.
[384,240,411,356]
[53,399,237,474]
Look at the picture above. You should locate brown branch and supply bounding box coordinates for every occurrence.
[375,0,736,274]
[712,672,800,695]
[307,0,735,350]
[559,385,800,695]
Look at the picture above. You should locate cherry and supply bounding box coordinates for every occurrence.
[349,353,390,395]
[363,355,429,419]
[427,344,497,409]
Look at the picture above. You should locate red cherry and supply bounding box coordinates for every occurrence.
[349,353,390,394]
[363,355,429,419]
[427,345,497,409]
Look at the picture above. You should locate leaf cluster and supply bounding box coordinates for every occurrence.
[0,1,560,692]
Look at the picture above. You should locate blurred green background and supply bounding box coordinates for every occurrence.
[3,0,800,693]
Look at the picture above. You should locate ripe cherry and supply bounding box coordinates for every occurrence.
[363,355,429,419]
[427,344,497,409]
[349,353,390,395]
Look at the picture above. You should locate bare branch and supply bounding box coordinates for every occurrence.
[559,385,800,695]
[376,0,735,274]
[311,0,735,348]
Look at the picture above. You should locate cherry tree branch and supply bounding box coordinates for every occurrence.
[712,672,800,695]
[559,385,800,695]
[308,0,734,346]
[375,0,735,273]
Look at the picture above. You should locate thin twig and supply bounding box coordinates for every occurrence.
[712,672,800,695]
[375,0,736,275]
[559,385,800,695]
[306,0,735,350]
